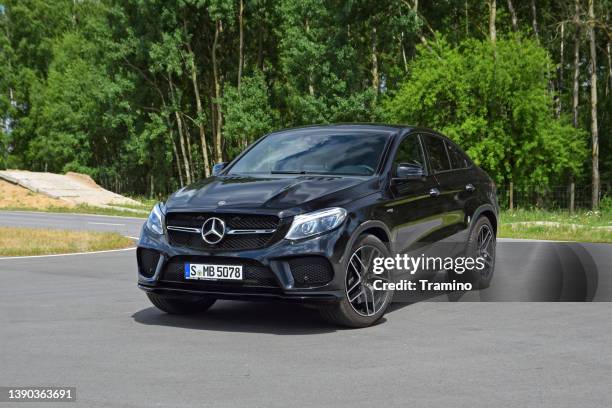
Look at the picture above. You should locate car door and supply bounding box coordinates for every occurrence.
[384,133,445,259]
[421,134,471,250]
[444,138,479,244]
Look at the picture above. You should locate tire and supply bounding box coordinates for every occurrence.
[319,234,394,328]
[147,292,216,315]
[451,216,496,289]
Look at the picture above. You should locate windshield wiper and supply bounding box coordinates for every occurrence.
[270,170,344,177]
[270,170,314,174]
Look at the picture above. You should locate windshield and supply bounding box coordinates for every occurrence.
[227,130,390,176]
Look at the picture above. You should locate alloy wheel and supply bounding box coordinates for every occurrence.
[477,224,495,280]
[345,245,391,317]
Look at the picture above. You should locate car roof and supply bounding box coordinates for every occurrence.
[268,123,414,136]
[266,123,454,139]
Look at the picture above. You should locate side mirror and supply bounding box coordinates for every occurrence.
[212,162,228,176]
[395,163,424,179]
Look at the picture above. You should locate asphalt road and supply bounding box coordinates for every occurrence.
[1,210,612,407]
[0,210,145,238]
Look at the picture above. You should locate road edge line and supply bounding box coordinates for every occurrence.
[0,246,136,260]
[0,209,146,220]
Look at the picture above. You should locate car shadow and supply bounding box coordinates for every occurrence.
[132,300,364,335]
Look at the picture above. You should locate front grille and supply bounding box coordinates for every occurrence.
[160,257,278,287]
[289,256,334,287]
[168,231,272,250]
[167,213,278,230]
[138,248,160,278]
[165,212,284,251]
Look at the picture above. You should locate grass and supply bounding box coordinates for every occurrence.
[3,195,611,243]
[499,208,612,243]
[1,204,149,218]
[125,196,159,209]
[0,227,135,257]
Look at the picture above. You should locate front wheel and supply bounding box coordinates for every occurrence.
[147,293,216,315]
[319,234,394,328]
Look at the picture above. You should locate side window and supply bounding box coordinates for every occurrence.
[393,135,425,170]
[446,141,470,169]
[423,135,451,172]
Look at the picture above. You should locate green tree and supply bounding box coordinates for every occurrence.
[24,2,134,181]
[222,70,277,159]
[384,35,588,187]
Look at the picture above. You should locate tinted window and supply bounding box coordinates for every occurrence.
[228,131,389,176]
[423,135,451,172]
[394,135,424,169]
[446,141,470,169]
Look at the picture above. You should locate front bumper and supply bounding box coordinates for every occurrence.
[137,224,350,303]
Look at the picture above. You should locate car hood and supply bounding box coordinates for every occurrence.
[165,174,375,213]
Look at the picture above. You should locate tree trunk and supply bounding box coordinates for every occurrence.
[570,178,575,214]
[305,18,315,96]
[464,0,468,36]
[184,117,194,181]
[169,128,184,187]
[509,181,514,210]
[168,77,192,185]
[507,0,518,31]
[174,110,192,185]
[212,19,223,163]
[400,31,408,72]
[371,27,379,94]
[572,0,581,128]
[587,0,599,209]
[556,21,565,117]
[238,0,244,91]
[257,27,264,70]
[606,41,611,97]
[191,58,211,177]
[488,0,497,44]
[184,21,211,177]
[411,0,432,50]
[531,0,539,41]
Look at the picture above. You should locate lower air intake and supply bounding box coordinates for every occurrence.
[138,248,160,278]
[289,257,334,288]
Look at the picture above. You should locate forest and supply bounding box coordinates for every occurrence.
[0,0,610,208]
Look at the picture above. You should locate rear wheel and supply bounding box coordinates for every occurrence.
[319,234,393,328]
[451,216,496,289]
[146,292,216,315]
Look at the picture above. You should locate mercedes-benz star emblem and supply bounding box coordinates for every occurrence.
[201,217,226,244]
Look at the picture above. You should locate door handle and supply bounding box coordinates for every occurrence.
[465,183,476,192]
[429,188,440,197]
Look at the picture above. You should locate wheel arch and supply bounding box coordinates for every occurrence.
[347,220,392,251]
[471,204,498,235]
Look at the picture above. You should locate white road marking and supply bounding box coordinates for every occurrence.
[0,247,136,260]
[0,210,146,220]
[498,238,573,243]
[88,222,125,226]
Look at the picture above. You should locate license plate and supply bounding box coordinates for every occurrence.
[184,263,243,281]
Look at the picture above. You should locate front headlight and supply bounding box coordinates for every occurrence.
[285,207,347,240]
[146,202,165,235]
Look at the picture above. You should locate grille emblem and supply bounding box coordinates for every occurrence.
[201,217,226,244]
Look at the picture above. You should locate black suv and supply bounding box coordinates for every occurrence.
[137,124,498,327]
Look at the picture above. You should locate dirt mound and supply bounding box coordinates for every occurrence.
[65,172,99,188]
[0,170,140,207]
[0,179,73,209]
